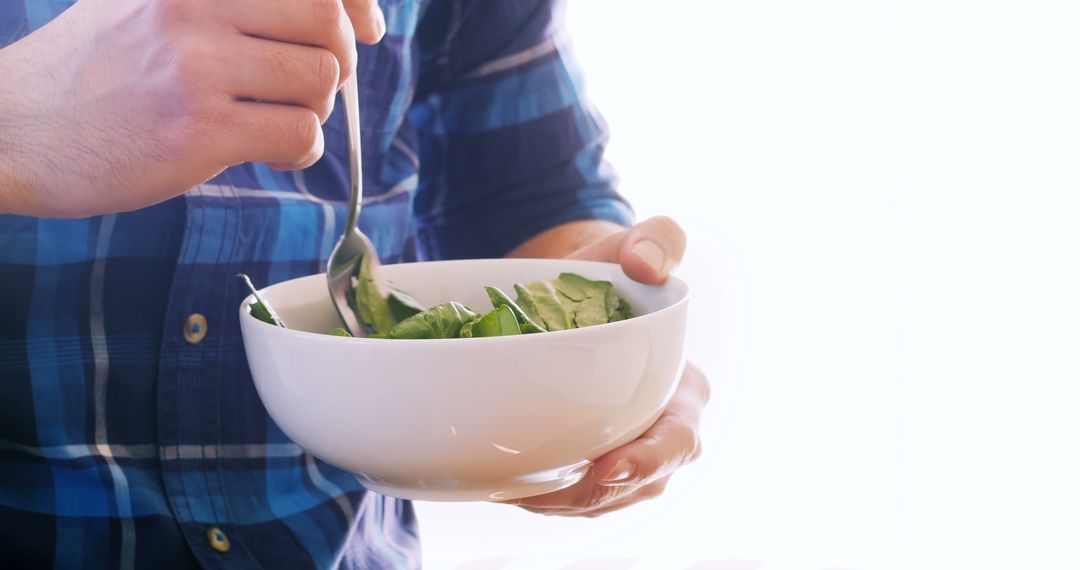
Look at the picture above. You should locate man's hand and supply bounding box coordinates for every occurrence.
[505,216,710,517]
[0,0,385,217]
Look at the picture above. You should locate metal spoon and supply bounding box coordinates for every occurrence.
[326,73,385,337]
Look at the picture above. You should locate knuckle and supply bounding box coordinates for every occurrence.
[309,51,340,123]
[190,105,232,153]
[636,435,668,475]
[650,214,685,237]
[668,419,700,464]
[643,417,700,471]
[168,42,212,86]
[584,484,622,511]
[153,0,197,28]
[315,49,341,95]
[159,97,224,158]
[290,111,321,155]
[188,99,223,134]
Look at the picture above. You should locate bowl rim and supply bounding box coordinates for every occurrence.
[238,258,690,345]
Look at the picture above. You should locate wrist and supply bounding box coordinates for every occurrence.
[0,49,21,213]
[0,43,45,215]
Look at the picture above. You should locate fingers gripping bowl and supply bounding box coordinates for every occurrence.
[238,259,689,502]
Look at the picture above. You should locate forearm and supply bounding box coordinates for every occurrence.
[0,32,60,215]
[0,124,40,217]
[507,220,627,259]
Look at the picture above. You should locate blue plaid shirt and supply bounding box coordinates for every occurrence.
[0,0,632,568]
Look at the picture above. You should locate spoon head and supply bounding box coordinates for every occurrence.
[326,229,385,337]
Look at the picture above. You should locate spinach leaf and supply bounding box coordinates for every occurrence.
[604,285,621,322]
[353,254,397,335]
[521,280,574,331]
[485,286,546,333]
[554,273,609,328]
[237,273,285,327]
[513,273,633,331]
[387,302,479,339]
[471,304,523,338]
[551,272,593,301]
[459,314,482,338]
[329,327,352,337]
[387,287,425,322]
[513,284,544,325]
[327,271,632,340]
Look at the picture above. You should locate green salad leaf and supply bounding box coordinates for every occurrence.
[470,304,522,337]
[485,286,546,334]
[368,273,632,339]
[522,280,573,331]
[387,288,424,322]
[353,254,397,335]
[237,273,285,327]
[513,273,630,331]
[385,302,479,339]
[242,271,633,340]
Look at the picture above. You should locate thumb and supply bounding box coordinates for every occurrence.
[569,216,687,284]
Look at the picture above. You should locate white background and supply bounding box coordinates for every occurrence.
[418,1,1080,568]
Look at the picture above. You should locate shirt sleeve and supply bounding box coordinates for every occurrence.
[407,0,634,260]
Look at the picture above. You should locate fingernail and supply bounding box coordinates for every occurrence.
[631,240,666,275]
[599,459,635,485]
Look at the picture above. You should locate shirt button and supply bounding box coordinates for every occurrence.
[183,313,208,344]
[207,526,230,554]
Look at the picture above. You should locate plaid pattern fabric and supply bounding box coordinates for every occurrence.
[0,0,633,568]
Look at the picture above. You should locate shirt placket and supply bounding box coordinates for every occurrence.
[157,191,262,569]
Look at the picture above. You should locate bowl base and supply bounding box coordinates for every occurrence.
[358,461,592,502]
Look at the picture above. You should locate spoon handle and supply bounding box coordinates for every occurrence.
[341,74,362,232]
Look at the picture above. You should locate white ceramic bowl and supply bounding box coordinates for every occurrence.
[239,258,688,502]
